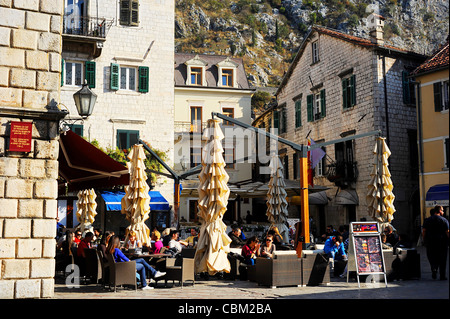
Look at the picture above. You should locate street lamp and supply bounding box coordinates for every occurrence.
[73,80,97,119]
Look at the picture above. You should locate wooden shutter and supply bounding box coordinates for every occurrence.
[273,110,279,130]
[350,74,356,107]
[307,94,313,122]
[130,0,139,26]
[120,0,131,25]
[342,78,347,109]
[138,66,149,93]
[85,61,96,88]
[434,82,442,112]
[295,100,302,128]
[110,63,119,90]
[320,89,326,118]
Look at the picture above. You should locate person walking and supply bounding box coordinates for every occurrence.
[422,206,449,280]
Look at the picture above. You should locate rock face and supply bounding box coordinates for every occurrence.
[175,0,449,87]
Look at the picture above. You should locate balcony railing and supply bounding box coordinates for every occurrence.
[326,161,358,186]
[174,121,207,133]
[63,15,113,39]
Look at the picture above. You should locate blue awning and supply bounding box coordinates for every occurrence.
[100,191,170,211]
[425,184,449,207]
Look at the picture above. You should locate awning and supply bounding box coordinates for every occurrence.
[100,190,170,211]
[58,130,129,191]
[425,184,449,207]
[335,189,359,205]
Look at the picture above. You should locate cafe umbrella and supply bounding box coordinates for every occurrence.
[367,137,396,231]
[194,119,232,275]
[121,144,151,246]
[76,188,97,235]
[266,154,289,243]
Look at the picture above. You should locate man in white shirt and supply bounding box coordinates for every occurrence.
[168,229,188,253]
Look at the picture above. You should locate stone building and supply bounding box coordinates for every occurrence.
[262,17,427,239]
[173,53,254,224]
[0,0,66,298]
[59,0,175,227]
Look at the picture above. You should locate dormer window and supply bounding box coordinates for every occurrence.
[190,67,203,86]
[217,57,239,88]
[222,69,234,87]
[185,55,208,86]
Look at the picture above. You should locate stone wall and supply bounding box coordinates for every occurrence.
[0,0,64,298]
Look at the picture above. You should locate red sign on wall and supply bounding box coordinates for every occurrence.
[9,121,32,152]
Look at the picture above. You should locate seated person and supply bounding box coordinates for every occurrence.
[107,235,165,290]
[168,229,188,254]
[384,225,399,247]
[321,225,340,241]
[125,230,142,249]
[324,235,347,272]
[151,230,163,253]
[184,228,198,247]
[267,226,283,249]
[241,236,260,266]
[380,233,392,250]
[260,234,276,259]
[228,226,246,248]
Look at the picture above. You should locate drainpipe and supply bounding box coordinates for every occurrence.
[382,55,390,147]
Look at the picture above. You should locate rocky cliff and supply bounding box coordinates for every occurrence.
[175,0,449,87]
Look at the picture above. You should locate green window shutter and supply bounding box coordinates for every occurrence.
[320,89,326,118]
[138,66,149,93]
[61,58,64,87]
[342,78,348,109]
[402,71,410,104]
[110,63,119,90]
[295,100,302,128]
[273,110,279,130]
[350,75,356,107]
[281,109,287,133]
[307,94,313,122]
[433,82,442,112]
[85,61,96,88]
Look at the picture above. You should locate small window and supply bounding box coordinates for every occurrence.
[222,108,234,126]
[120,66,137,91]
[190,67,203,86]
[312,41,319,64]
[120,0,139,26]
[64,61,83,86]
[402,71,416,106]
[117,130,139,150]
[434,80,449,112]
[222,69,234,87]
[307,90,326,121]
[190,106,202,133]
[224,147,235,169]
[190,147,201,168]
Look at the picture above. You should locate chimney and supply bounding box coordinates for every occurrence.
[367,13,385,45]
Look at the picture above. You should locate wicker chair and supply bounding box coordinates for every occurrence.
[84,248,102,284]
[255,251,302,288]
[164,256,195,288]
[301,251,330,286]
[96,250,110,288]
[106,254,137,292]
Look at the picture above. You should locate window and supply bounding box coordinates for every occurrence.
[222,69,234,87]
[189,200,199,222]
[402,71,416,105]
[110,63,148,92]
[120,66,136,91]
[68,124,83,136]
[190,106,202,133]
[315,147,326,177]
[224,147,235,169]
[117,130,139,150]
[120,0,139,26]
[342,75,356,109]
[64,61,83,86]
[434,80,449,112]
[274,107,287,134]
[312,41,319,64]
[307,90,326,121]
[295,100,302,128]
[190,147,201,168]
[222,107,234,126]
[190,67,203,86]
